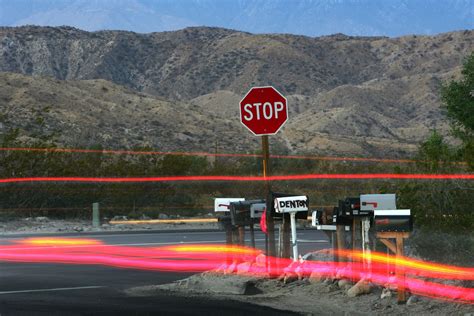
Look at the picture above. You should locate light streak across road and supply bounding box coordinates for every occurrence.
[0,238,473,304]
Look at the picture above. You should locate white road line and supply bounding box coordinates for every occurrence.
[0,286,104,295]
[298,239,328,243]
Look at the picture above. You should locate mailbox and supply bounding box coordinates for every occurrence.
[360,194,396,212]
[250,202,266,219]
[312,209,351,231]
[374,209,413,232]
[336,197,361,218]
[312,210,323,226]
[337,194,397,218]
[214,198,245,212]
[229,199,265,226]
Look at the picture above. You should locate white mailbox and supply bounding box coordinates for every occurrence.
[250,203,266,218]
[214,198,245,212]
[360,194,396,212]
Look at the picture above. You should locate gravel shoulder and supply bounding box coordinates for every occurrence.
[0,217,219,236]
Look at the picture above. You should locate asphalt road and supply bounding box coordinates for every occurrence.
[0,229,330,315]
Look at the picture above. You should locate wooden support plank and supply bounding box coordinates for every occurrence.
[396,235,407,303]
[238,226,245,246]
[336,224,345,263]
[376,231,410,304]
[225,226,233,265]
[379,238,397,254]
[352,217,357,251]
[376,231,410,239]
[250,223,255,248]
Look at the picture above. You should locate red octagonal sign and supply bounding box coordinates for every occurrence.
[239,86,288,136]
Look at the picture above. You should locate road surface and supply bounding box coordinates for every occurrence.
[0,229,330,315]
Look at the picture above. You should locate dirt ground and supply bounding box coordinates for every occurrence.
[126,272,474,315]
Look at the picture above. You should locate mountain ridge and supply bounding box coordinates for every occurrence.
[1,0,472,37]
[0,26,472,157]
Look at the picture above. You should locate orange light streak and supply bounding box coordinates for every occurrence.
[16,237,103,246]
[335,249,474,280]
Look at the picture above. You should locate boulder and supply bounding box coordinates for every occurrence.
[406,295,419,305]
[236,262,252,274]
[347,279,372,297]
[225,261,238,274]
[184,274,259,295]
[380,288,392,299]
[309,271,324,284]
[338,279,352,289]
[283,272,298,284]
[255,254,267,267]
[302,249,334,262]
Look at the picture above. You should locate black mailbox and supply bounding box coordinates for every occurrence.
[374,210,413,232]
[229,199,265,226]
[336,197,361,217]
[332,206,353,225]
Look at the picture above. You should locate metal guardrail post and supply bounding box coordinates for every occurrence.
[92,202,100,228]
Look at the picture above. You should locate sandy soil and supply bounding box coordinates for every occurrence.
[126,273,474,315]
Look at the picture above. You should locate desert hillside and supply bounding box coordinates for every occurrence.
[0,26,472,156]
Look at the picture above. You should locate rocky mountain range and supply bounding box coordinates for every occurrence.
[0,26,473,157]
[1,0,472,37]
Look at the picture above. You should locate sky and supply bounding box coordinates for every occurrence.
[0,0,473,37]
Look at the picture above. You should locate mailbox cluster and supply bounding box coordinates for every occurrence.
[312,194,412,233]
[215,198,266,248]
[215,193,412,266]
[215,193,309,261]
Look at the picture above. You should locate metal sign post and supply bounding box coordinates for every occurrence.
[289,211,298,261]
[361,217,371,276]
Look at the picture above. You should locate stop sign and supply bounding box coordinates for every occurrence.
[239,86,288,136]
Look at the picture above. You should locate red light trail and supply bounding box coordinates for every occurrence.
[0,238,473,304]
[0,173,473,184]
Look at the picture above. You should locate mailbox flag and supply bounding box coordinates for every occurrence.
[260,208,267,234]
